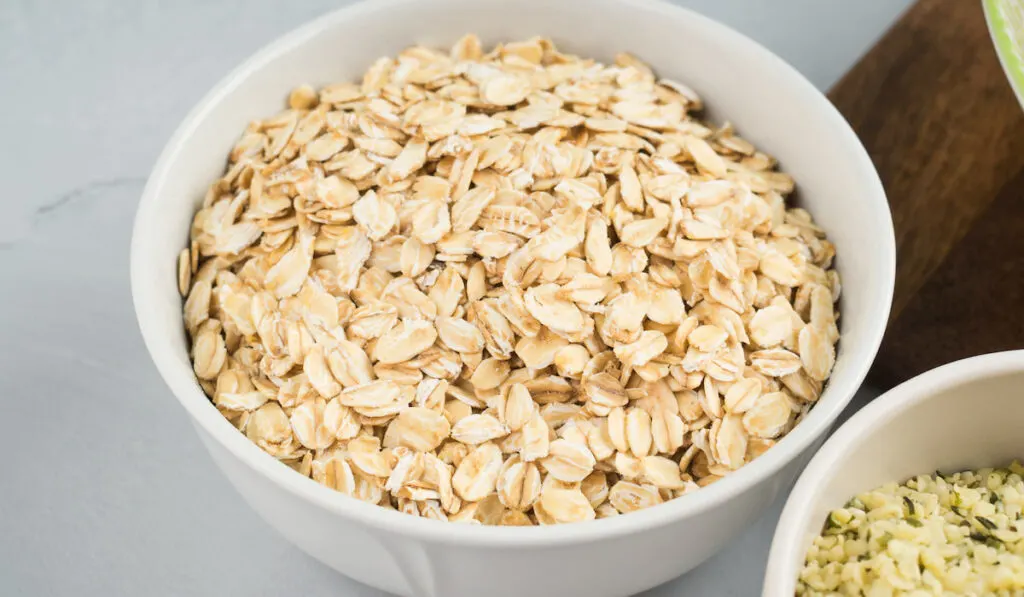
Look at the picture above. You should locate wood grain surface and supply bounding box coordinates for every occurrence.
[827,0,1024,387]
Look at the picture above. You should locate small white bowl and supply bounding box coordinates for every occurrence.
[764,350,1024,596]
[131,0,894,595]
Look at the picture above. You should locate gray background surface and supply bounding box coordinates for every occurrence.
[0,1,909,595]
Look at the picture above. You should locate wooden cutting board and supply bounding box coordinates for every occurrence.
[827,0,1024,388]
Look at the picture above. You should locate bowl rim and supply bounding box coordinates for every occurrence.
[131,0,895,547]
[763,349,1024,595]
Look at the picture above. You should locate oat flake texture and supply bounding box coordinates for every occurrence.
[182,35,841,525]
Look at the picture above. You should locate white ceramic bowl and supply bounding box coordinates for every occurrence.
[764,350,1024,596]
[130,0,894,595]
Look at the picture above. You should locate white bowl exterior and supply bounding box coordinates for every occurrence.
[764,351,1024,597]
[201,420,825,597]
[131,0,893,595]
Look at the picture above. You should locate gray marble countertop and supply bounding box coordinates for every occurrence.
[0,1,908,595]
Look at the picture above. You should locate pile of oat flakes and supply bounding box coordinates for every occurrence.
[181,34,840,525]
